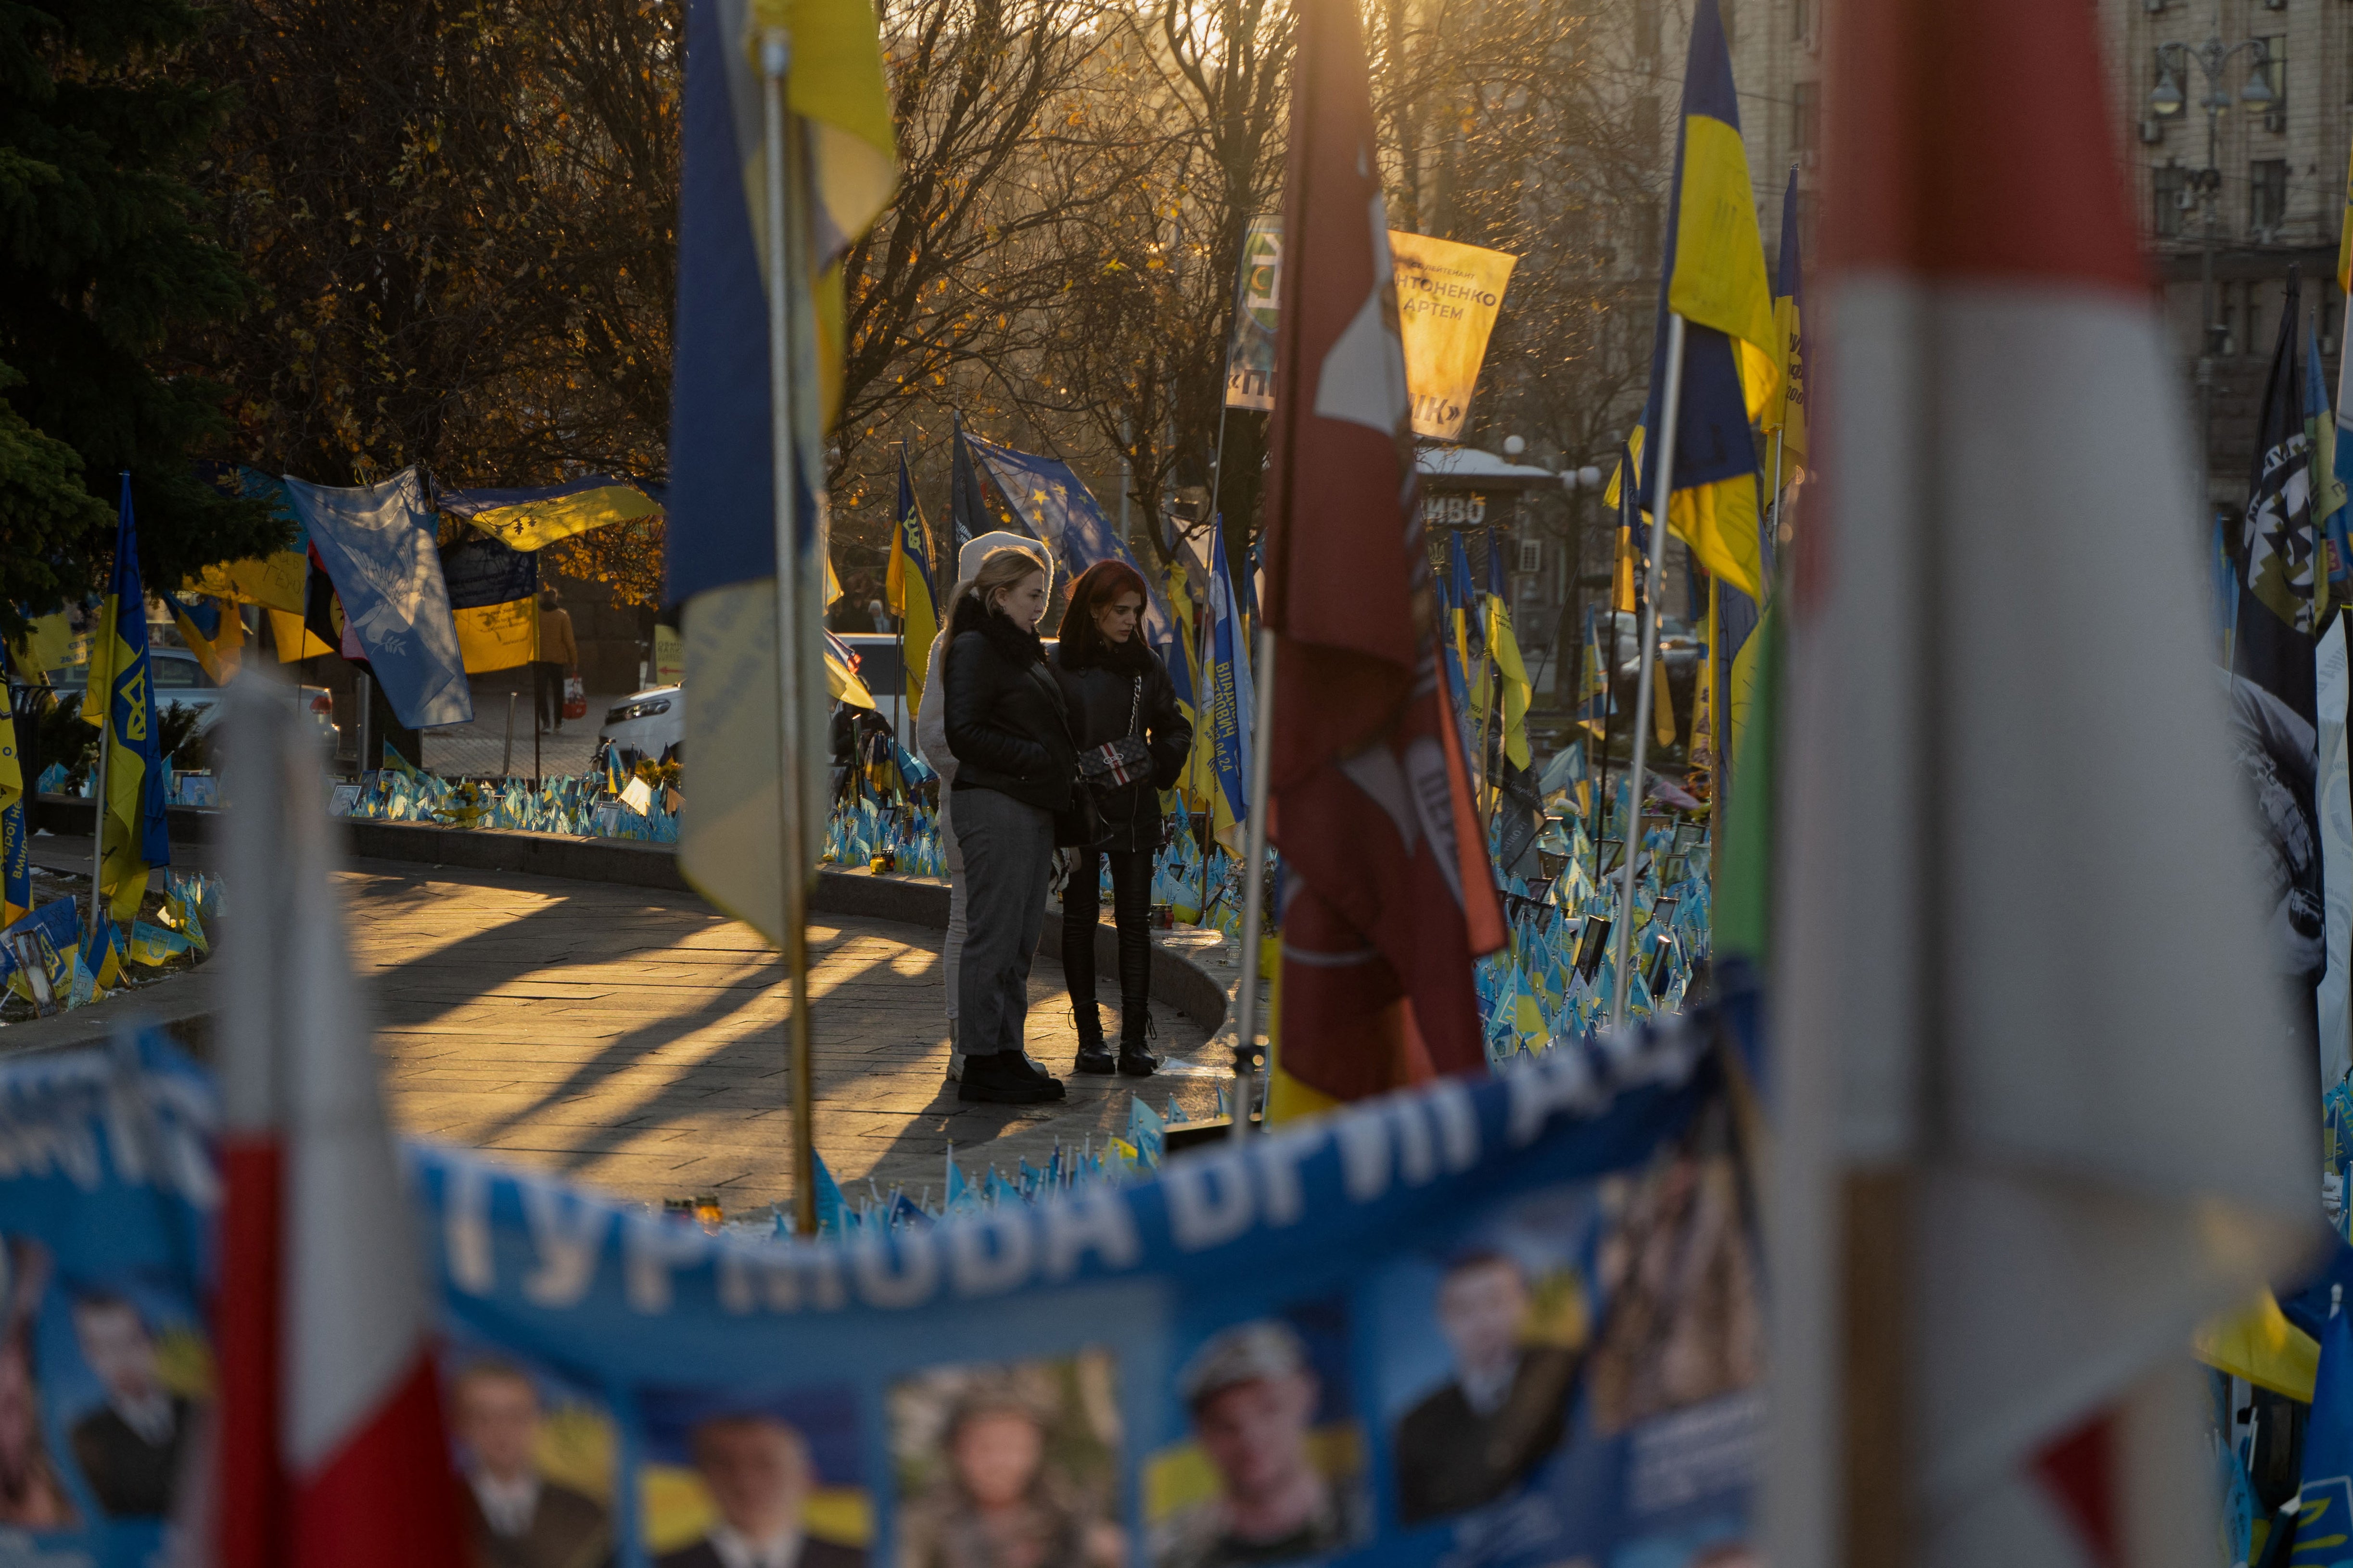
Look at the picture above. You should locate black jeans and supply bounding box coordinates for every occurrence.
[1061,846,1153,1032]
[534,661,565,729]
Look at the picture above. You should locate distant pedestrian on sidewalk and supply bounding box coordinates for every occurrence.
[943,546,1074,1104]
[1052,561,1190,1076]
[534,587,578,733]
[917,532,1051,1082]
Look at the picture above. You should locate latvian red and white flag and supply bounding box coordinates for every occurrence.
[214,676,464,1567]
[1258,0,1505,1104]
[1767,1,2322,1564]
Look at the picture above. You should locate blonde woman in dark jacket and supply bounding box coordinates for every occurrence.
[941,547,1076,1104]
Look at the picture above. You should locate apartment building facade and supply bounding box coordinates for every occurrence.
[2100,0,2353,516]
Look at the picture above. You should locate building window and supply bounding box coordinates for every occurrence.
[1793,0,1813,43]
[1793,80,1820,164]
[1634,0,1661,65]
[1633,96,1660,154]
[2153,164,2188,240]
[2250,158,2289,237]
[2257,36,2286,115]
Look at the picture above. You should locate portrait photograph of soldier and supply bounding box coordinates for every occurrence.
[1372,1096,1763,1540]
[447,1357,612,1568]
[65,1290,191,1519]
[1146,1308,1370,1568]
[638,1385,869,1568]
[890,1352,1123,1568]
[1583,1129,1763,1438]
[1391,1250,1581,1526]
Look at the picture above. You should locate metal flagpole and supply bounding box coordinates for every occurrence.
[762,30,820,1238]
[1609,314,1687,1032]
[1590,468,1633,904]
[87,612,114,942]
[1228,628,1277,1138]
[1196,576,1216,920]
[895,442,907,756]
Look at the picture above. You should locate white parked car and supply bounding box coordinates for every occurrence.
[44,650,335,745]
[598,684,683,763]
[596,632,922,767]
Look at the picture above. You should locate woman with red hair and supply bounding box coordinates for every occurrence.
[1050,560,1192,1074]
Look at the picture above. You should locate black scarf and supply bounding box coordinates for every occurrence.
[951,591,1046,667]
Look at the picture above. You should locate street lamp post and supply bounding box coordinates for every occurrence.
[2151,17,2275,518]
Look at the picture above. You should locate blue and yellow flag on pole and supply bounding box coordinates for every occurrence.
[887,449,940,716]
[664,0,896,943]
[0,698,25,928]
[96,476,170,923]
[1767,166,1807,481]
[1633,0,1777,603]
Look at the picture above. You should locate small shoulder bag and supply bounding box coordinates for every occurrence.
[1078,676,1151,787]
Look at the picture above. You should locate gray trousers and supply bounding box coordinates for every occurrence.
[952,785,1056,1058]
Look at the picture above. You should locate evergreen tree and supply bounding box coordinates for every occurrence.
[0,0,279,640]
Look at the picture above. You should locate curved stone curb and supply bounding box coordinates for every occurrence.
[0,970,215,1060]
[3,813,1234,1054]
[257,815,1230,1037]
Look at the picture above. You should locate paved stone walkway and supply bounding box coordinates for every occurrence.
[338,860,1229,1217]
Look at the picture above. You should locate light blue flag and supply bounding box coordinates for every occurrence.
[1200,522,1254,853]
[282,467,472,728]
[813,1149,847,1235]
[963,433,1192,712]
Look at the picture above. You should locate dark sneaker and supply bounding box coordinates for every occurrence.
[958,1052,1066,1104]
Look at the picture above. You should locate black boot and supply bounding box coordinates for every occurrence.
[1073,1003,1116,1075]
[959,1050,1066,1103]
[1118,1008,1159,1076]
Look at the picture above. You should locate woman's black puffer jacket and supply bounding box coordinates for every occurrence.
[943,593,1076,813]
[1050,637,1191,852]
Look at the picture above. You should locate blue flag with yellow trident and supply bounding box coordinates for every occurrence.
[95,476,171,922]
[1632,0,1779,604]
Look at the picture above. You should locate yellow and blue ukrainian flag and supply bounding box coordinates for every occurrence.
[0,693,25,927]
[1766,165,1807,482]
[824,630,876,709]
[438,476,662,553]
[1198,525,1254,854]
[887,450,940,716]
[1161,544,1200,724]
[159,590,243,684]
[95,475,171,923]
[1634,0,1779,603]
[664,0,895,942]
[2292,1290,2353,1565]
